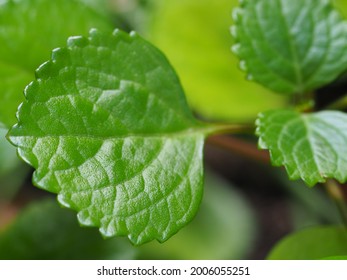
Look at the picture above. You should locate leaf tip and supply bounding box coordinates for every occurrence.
[232,7,244,23]
[89,27,102,37]
[129,30,138,37]
[51,47,70,63]
[246,73,253,81]
[24,80,37,94]
[231,43,241,55]
[239,60,248,72]
[5,125,17,146]
[254,119,262,136]
[230,25,238,38]
[67,35,89,48]
[57,194,73,209]
[35,61,54,80]
[296,176,319,188]
[112,28,120,35]
[77,209,97,227]
[99,226,115,240]
[112,29,136,43]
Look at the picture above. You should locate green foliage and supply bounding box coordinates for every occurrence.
[0,0,113,127]
[0,199,137,259]
[147,0,285,121]
[267,226,347,260]
[1,0,347,257]
[232,0,347,94]
[256,109,347,186]
[8,29,220,245]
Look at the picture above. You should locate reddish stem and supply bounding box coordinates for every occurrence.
[207,135,270,164]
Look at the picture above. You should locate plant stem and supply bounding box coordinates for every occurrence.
[292,91,315,112]
[325,179,347,226]
[207,135,270,164]
[204,122,256,136]
[326,95,347,111]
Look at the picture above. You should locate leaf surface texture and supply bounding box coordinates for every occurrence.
[257,109,347,186]
[233,0,347,94]
[9,29,210,244]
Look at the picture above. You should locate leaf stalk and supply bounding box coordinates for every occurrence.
[325,180,347,227]
[204,122,255,136]
[207,135,270,164]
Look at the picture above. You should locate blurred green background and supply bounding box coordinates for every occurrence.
[0,0,347,260]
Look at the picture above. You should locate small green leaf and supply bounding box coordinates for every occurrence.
[8,29,214,245]
[232,0,347,94]
[267,226,347,260]
[0,199,137,260]
[256,109,347,186]
[0,0,112,127]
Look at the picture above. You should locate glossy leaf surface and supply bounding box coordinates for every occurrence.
[233,0,347,94]
[256,109,347,186]
[9,29,212,245]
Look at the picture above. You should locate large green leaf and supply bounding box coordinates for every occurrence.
[146,0,285,121]
[0,0,113,127]
[0,199,137,259]
[267,226,347,260]
[256,109,347,186]
[233,0,347,94]
[8,29,216,245]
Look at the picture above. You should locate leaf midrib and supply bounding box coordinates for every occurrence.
[11,126,215,141]
[277,0,304,93]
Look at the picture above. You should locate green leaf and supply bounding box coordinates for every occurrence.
[146,0,285,121]
[267,226,347,260]
[232,0,347,94]
[0,0,113,127]
[8,29,214,245]
[256,109,347,186]
[0,199,137,259]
